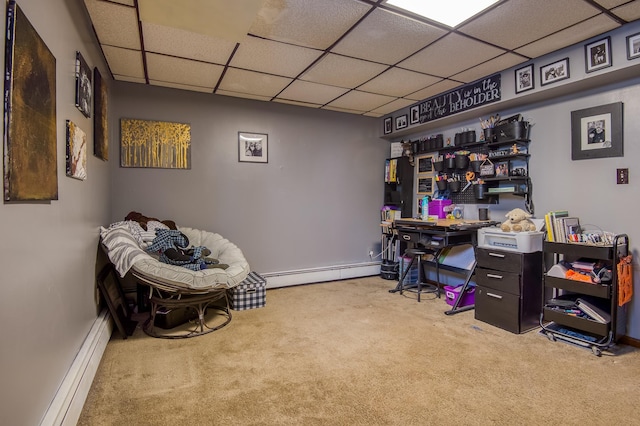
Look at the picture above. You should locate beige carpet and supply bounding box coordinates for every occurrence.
[78,276,640,425]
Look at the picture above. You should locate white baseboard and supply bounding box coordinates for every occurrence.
[261,262,381,288]
[40,309,112,426]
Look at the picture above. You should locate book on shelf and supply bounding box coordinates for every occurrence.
[576,298,610,323]
[544,210,570,242]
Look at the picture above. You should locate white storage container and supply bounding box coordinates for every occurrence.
[477,227,544,253]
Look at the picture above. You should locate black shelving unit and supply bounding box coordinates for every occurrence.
[539,235,629,356]
[383,156,414,218]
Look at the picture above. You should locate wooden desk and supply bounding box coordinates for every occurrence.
[391,218,499,315]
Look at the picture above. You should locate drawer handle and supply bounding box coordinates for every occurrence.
[488,253,506,258]
[402,234,411,240]
[487,273,503,279]
[487,292,503,299]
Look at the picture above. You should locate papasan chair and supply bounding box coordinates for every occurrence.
[100,219,250,338]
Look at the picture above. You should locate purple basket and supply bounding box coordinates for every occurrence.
[444,285,475,307]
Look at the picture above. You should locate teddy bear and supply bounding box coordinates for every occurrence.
[501,208,536,232]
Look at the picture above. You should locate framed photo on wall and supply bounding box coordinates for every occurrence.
[540,57,569,86]
[571,102,623,160]
[395,114,408,130]
[585,37,612,73]
[239,132,268,163]
[410,105,419,124]
[75,51,92,118]
[383,117,392,134]
[417,176,433,195]
[626,32,640,60]
[417,155,434,174]
[514,64,534,94]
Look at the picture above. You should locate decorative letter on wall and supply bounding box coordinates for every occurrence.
[120,119,191,169]
[3,0,58,201]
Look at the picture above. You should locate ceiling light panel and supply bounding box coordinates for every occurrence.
[83,0,140,49]
[299,54,389,88]
[276,80,350,105]
[331,8,448,65]
[406,79,462,101]
[612,2,640,21]
[146,53,224,88]
[399,33,505,77]
[458,0,601,50]
[249,0,371,49]
[515,15,620,58]
[325,90,396,112]
[230,37,323,78]
[142,22,237,64]
[218,68,292,97]
[358,67,441,97]
[450,52,526,83]
[385,0,499,27]
[102,46,144,79]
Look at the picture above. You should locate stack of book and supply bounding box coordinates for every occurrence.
[544,210,580,243]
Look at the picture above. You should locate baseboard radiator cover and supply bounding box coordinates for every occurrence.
[262,262,381,288]
[40,309,112,426]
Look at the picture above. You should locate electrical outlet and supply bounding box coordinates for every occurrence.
[369,250,374,258]
[617,168,629,184]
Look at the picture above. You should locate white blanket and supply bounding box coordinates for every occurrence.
[100,222,153,277]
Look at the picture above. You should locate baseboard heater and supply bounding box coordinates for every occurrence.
[261,261,380,288]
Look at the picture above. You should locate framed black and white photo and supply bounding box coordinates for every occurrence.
[75,51,92,118]
[514,64,534,94]
[626,32,640,60]
[383,117,392,134]
[540,57,569,86]
[571,102,623,160]
[410,105,419,124]
[239,132,268,163]
[585,37,612,73]
[395,114,408,130]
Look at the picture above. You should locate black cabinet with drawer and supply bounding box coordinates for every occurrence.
[474,248,543,333]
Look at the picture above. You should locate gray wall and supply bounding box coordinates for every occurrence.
[109,83,387,273]
[0,0,110,425]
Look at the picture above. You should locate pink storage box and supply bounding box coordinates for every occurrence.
[444,285,475,307]
[428,199,452,219]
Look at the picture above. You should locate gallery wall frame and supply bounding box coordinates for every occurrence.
[75,51,92,118]
[514,64,534,94]
[383,117,392,134]
[417,155,434,174]
[571,102,623,160]
[93,67,108,161]
[540,57,570,86]
[585,36,612,73]
[395,114,408,130]
[417,176,433,195]
[409,105,419,124]
[66,120,87,180]
[626,32,640,60]
[238,132,268,163]
[120,118,191,168]
[3,0,58,201]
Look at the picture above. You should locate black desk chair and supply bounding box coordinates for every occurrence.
[398,247,441,302]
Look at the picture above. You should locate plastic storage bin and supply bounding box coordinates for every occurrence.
[444,285,475,307]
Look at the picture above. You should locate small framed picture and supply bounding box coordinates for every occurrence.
[75,51,92,118]
[495,161,509,177]
[540,57,570,86]
[238,132,268,163]
[417,176,433,194]
[417,155,434,174]
[585,37,612,73]
[514,64,534,94]
[571,102,623,160]
[383,117,392,135]
[395,114,408,130]
[409,105,419,124]
[626,32,640,60]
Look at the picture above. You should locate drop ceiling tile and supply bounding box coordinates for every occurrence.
[364,111,385,118]
[322,105,366,114]
[103,46,144,78]
[594,0,630,8]
[458,0,600,50]
[273,99,323,108]
[230,37,323,78]
[216,90,272,102]
[325,90,396,112]
[83,0,140,49]
[276,80,349,105]
[331,8,448,65]
[250,0,371,49]
[142,22,237,64]
[300,54,388,88]
[612,2,640,21]
[406,80,463,101]
[114,75,146,84]
[149,80,214,93]
[358,68,441,97]
[146,53,224,88]
[369,98,415,115]
[450,53,527,83]
[399,33,505,77]
[110,0,135,5]
[218,68,293,97]
[515,15,620,58]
